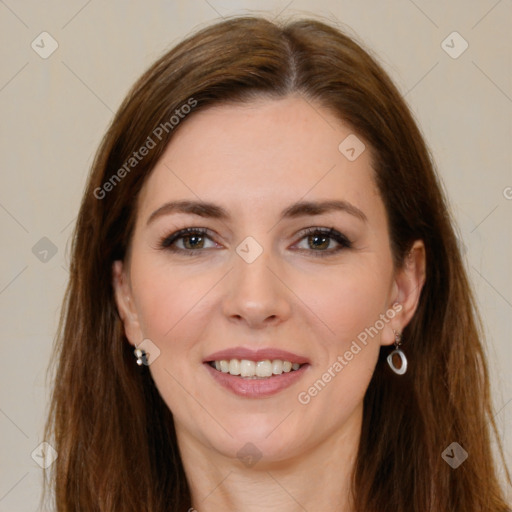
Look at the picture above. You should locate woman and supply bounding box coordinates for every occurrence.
[42,15,511,511]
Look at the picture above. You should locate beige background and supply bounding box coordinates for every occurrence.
[0,0,511,509]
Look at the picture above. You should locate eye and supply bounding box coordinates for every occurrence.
[293,227,352,256]
[156,226,352,257]
[158,227,220,255]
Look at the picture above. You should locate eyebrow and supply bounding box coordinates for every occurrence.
[146,199,368,226]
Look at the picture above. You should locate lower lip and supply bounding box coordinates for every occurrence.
[204,363,310,398]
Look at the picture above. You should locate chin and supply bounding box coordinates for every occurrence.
[203,417,308,465]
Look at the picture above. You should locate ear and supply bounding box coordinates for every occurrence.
[112,260,143,347]
[381,240,426,346]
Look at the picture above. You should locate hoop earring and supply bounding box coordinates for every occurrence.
[387,330,407,375]
[134,347,148,366]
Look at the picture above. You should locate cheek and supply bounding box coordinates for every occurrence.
[130,263,214,410]
[300,263,391,347]
[131,258,215,342]
[131,250,392,357]
[293,264,391,400]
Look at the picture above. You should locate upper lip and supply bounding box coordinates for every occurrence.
[204,347,310,365]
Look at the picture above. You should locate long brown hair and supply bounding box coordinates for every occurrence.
[42,15,511,511]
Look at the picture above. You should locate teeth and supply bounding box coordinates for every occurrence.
[228,359,241,375]
[240,359,255,377]
[272,360,283,374]
[210,359,303,378]
[256,360,272,377]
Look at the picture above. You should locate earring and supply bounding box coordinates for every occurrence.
[387,330,407,375]
[134,347,148,366]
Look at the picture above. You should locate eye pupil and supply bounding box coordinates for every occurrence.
[184,235,204,249]
[309,234,329,250]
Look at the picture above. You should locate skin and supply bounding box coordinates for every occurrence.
[113,95,426,512]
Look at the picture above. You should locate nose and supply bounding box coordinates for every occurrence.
[221,248,292,330]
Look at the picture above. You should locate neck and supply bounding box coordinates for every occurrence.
[178,404,362,512]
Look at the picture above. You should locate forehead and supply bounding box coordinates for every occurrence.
[136,95,383,224]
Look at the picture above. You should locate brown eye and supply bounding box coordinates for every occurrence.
[182,234,206,250]
[307,233,331,250]
[159,227,218,254]
[294,227,352,257]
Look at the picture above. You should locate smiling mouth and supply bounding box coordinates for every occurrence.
[208,359,305,379]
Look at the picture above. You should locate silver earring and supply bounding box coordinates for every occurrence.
[387,330,407,375]
[134,347,148,366]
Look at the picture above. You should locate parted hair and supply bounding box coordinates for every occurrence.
[42,15,511,511]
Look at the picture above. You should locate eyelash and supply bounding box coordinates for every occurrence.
[157,226,352,258]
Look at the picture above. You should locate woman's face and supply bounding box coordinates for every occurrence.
[113,95,424,465]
